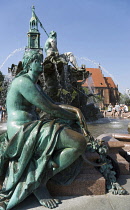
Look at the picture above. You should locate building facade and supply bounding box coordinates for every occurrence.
[82,67,120,108]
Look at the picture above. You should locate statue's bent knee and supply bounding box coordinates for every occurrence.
[75,135,87,153]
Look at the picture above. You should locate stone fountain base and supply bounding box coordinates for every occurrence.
[47,134,130,196]
[47,159,106,196]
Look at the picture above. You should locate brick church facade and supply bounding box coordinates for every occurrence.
[82,67,120,108]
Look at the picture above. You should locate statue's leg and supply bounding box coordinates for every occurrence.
[34,128,87,209]
[52,128,87,174]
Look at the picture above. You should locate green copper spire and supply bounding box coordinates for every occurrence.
[27,6,41,49]
[30,6,38,32]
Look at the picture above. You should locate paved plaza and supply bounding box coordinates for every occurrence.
[12,175,130,210]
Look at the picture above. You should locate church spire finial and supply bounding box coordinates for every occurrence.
[30,5,38,31]
[32,5,35,17]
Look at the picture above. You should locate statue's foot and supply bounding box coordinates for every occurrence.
[39,197,60,209]
[33,184,60,209]
[0,202,6,210]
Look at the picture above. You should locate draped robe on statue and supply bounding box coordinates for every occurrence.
[0,119,82,210]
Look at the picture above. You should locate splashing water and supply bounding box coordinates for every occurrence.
[54,64,62,89]
[0,47,25,104]
[0,48,25,70]
[54,64,65,102]
[86,75,95,94]
[85,75,96,104]
[76,56,119,86]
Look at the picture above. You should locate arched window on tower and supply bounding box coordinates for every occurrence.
[32,20,36,29]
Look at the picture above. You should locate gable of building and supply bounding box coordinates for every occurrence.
[104,77,117,89]
[82,68,107,88]
[82,68,117,90]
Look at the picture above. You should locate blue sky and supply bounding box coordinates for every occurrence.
[0,0,129,94]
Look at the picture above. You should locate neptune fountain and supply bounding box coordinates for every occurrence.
[0,6,128,210]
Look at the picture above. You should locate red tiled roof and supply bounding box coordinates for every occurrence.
[82,68,107,88]
[104,77,117,88]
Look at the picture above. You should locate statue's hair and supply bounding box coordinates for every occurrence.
[22,50,43,70]
[16,50,43,78]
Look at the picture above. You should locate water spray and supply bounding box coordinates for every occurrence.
[0,48,24,71]
[76,56,119,84]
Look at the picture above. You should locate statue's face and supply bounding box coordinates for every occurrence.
[49,31,56,38]
[30,58,43,75]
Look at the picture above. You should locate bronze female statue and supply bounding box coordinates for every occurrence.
[0,50,88,210]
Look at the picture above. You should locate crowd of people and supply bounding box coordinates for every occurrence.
[0,104,6,121]
[107,103,129,117]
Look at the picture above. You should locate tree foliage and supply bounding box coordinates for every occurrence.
[120,93,130,105]
[0,71,4,100]
[0,71,4,82]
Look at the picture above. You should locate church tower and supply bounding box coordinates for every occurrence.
[26,6,41,50]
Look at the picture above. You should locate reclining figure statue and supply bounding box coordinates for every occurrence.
[0,50,88,210]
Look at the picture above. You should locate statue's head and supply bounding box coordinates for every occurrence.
[16,50,43,78]
[49,31,57,38]
[22,50,43,71]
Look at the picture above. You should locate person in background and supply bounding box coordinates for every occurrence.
[119,105,124,117]
[114,103,120,116]
[107,103,113,112]
[1,105,6,120]
[123,104,128,113]
[111,106,116,117]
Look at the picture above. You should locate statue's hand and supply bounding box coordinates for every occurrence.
[75,108,88,137]
[59,104,88,136]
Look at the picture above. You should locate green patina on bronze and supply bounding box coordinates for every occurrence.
[0,6,128,210]
[0,49,89,209]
